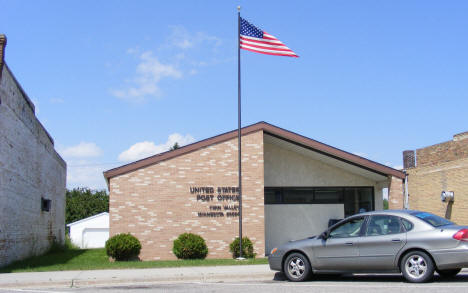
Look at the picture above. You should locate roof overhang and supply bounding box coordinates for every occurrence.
[264,134,388,182]
[103,122,404,187]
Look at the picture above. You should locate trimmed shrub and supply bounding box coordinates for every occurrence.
[173,233,208,259]
[229,237,256,259]
[105,233,141,261]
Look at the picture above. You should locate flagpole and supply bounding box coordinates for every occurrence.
[237,5,244,260]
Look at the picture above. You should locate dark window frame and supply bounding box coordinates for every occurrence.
[264,186,374,209]
[41,197,51,212]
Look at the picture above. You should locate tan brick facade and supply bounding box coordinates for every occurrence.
[109,131,265,260]
[106,122,405,261]
[388,175,404,210]
[416,131,468,167]
[406,132,468,225]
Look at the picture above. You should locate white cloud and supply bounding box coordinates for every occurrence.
[383,161,403,170]
[59,142,102,158]
[352,152,369,158]
[49,97,64,104]
[66,161,109,190]
[111,51,182,102]
[167,25,222,50]
[118,133,195,162]
[112,26,225,103]
[126,47,140,54]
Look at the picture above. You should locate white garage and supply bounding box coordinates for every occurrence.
[67,212,109,249]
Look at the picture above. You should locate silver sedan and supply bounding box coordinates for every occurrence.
[268,210,468,283]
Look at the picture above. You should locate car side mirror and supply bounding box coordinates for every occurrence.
[320,231,329,240]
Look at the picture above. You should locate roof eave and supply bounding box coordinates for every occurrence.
[104,122,405,186]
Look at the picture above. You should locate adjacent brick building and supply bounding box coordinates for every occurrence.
[0,35,67,267]
[403,131,468,224]
[104,122,404,260]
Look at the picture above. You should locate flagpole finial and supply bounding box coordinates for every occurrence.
[237,6,241,12]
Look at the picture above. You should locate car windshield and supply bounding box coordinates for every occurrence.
[411,211,455,227]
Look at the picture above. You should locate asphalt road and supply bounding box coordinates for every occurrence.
[1,272,468,293]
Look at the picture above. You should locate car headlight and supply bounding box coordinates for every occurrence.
[270,247,278,255]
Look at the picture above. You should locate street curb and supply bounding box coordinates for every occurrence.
[0,265,275,289]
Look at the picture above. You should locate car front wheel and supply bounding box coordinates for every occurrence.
[436,268,461,278]
[400,251,435,283]
[283,252,311,282]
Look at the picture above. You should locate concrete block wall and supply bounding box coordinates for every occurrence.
[0,47,66,267]
[109,131,264,260]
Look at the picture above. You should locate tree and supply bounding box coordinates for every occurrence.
[170,142,180,151]
[66,188,109,224]
[383,199,389,210]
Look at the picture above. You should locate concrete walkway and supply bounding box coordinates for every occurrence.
[0,265,274,288]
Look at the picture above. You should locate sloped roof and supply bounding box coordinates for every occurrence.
[103,122,404,184]
[67,212,109,227]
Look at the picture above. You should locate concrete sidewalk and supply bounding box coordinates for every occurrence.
[0,264,274,288]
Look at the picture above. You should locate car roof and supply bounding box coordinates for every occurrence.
[357,209,421,217]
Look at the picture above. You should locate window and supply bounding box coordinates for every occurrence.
[41,198,51,212]
[344,188,373,217]
[411,211,455,227]
[264,188,283,204]
[329,217,365,238]
[366,215,403,236]
[264,186,373,212]
[401,218,414,231]
[283,188,314,204]
[314,188,343,203]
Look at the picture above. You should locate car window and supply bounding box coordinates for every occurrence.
[329,217,364,238]
[366,215,403,236]
[401,218,414,231]
[411,211,455,227]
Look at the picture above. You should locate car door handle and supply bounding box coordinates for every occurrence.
[391,239,401,243]
[345,242,354,246]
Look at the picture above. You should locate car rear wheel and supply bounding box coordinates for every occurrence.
[283,252,311,282]
[400,251,435,283]
[436,268,461,278]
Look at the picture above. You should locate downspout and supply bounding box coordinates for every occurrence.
[404,171,409,210]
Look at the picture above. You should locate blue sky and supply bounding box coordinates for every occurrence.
[2,1,468,190]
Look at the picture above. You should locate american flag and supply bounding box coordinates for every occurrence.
[240,17,298,57]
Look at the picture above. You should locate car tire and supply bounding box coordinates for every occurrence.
[436,268,461,278]
[283,252,311,282]
[400,251,435,283]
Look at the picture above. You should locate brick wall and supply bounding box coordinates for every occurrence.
[416,133,468,167]
[388,175,404,209]
[406,132,468,224]
[407,157,468,224]
[0,62,66,267]
[109,131,264,260]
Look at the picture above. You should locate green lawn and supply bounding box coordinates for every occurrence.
[0,248,268,273]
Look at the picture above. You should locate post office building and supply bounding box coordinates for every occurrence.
[104,122,404,260]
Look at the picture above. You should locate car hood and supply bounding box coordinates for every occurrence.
[288,235,317,242]
[277,235,321,252]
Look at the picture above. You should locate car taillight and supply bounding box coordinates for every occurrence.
[453,229,468,241]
